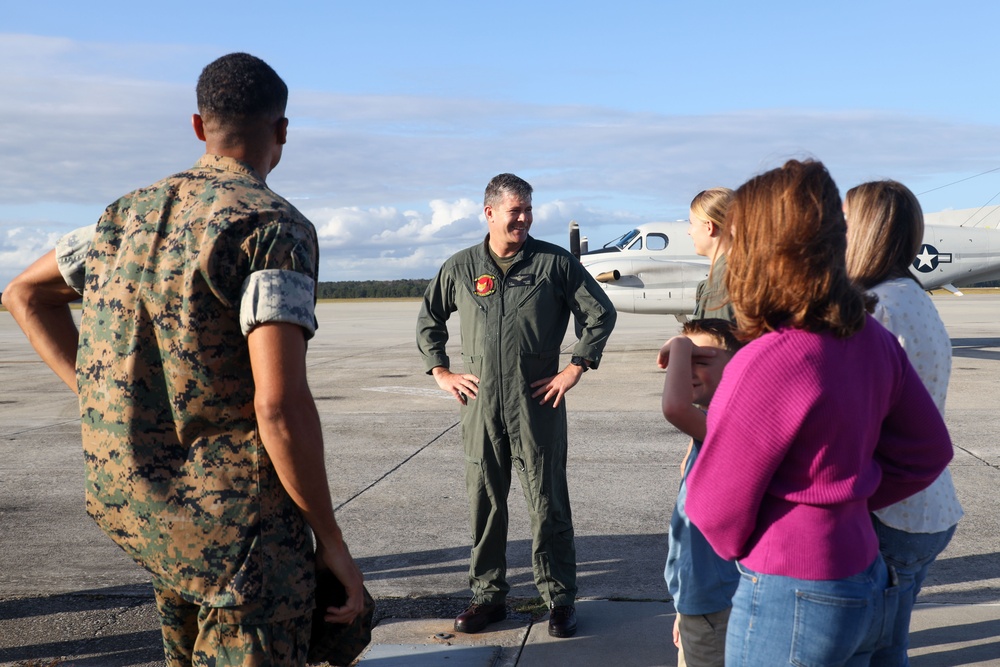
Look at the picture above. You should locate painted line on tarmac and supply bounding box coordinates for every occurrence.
[364,386,454,399]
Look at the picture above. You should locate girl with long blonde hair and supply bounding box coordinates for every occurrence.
[688,187,735,321]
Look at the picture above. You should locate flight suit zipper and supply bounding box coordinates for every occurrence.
[493,254,509,442]
[494,251,526,464]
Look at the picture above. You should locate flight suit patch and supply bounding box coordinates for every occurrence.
[475,274,497,296]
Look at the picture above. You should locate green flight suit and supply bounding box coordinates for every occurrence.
[692,253,735,322]
[417,235,617,606]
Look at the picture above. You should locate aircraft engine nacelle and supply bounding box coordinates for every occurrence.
[596,270,621,283]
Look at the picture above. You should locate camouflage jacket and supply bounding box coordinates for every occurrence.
[62,155,319,620]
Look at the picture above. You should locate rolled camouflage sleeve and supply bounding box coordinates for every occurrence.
[239,269,318,339]
[55,224,96,295]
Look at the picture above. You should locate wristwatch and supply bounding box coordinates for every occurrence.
[570,356,590,372]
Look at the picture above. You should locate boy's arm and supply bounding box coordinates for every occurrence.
[659,336,708,441]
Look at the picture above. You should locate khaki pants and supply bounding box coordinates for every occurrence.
[678,607,731,667]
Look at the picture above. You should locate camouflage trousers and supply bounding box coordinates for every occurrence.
[153,580,312,667]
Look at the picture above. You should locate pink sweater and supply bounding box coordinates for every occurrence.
[685,317,953,580]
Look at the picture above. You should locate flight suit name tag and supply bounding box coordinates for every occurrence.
[506,273,535,287]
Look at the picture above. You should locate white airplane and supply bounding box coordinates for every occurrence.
[571,210,1000,318]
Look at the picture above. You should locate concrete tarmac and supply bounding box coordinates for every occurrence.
[1,295,999,666]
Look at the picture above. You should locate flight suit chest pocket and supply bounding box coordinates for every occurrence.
[456,282,491,355]
[509,277,561,347]
[507,273,543,309]
[457,281,491,313]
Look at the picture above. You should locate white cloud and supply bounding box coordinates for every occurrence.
[0,224,69,291]
[301,200,485,280]
[307,198,482,249]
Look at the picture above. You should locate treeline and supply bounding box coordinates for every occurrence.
[4,278,999,306]
[316,279,430,299]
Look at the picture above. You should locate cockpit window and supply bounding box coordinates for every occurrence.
[604,229,641,250]
[646,233,668,251]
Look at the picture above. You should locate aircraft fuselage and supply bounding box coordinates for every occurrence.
[578,221,1000,316]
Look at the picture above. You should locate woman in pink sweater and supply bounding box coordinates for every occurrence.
[684,160,953,666]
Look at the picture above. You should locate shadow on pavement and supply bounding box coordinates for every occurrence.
[0,585,153,621]
[0,586,161,666]
[951,337,1000,361]
[910,618,1000,665]
[354,532,672,600]
[920,552,1000,587]
[0,633,163,667]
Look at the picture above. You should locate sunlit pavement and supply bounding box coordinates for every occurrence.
[2,296,998,666]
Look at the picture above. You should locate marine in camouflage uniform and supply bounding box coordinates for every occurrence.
[2,53,364,666]
[416,173,616,637]
[56,153,317,661]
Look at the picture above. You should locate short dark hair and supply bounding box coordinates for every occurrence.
[682,318,744,354]
[196,53,288,123]
[485,173,533,208]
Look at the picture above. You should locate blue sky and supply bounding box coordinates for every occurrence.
[4,1,1000,288]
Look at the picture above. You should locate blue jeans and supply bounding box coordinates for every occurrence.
[726,557,898,666]
[870,516,956,667]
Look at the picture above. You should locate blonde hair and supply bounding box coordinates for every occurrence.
[844,180,924,291]
[726,160,871,340]
[691,188,735,300]
[690,187,735,233]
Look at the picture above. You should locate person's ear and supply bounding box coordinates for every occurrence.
[192,114,207,141]
[275,117,288,145]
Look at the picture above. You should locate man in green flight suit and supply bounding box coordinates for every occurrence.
[416,173,617,638]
